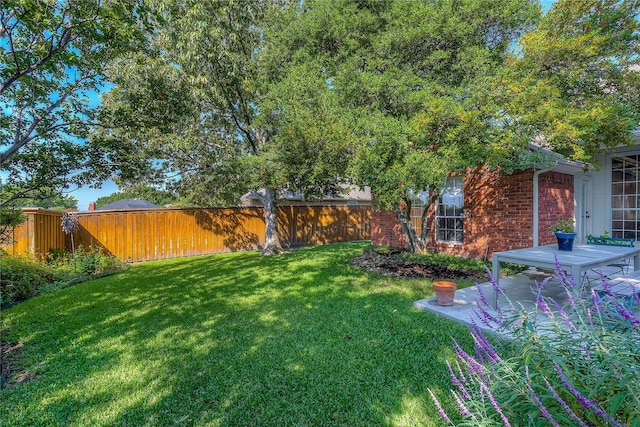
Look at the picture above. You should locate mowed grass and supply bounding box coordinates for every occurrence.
[0,242,475,426]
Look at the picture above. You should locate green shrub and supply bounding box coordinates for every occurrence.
[1,247,127,306]
[0,256,62,305]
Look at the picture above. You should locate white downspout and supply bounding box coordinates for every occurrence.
[533,165,556,247]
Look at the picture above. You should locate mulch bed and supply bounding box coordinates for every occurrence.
[350,248,482,280]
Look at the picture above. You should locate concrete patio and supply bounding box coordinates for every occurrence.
[414,267,640,332]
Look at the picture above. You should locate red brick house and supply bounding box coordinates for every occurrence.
[371,161,583,259]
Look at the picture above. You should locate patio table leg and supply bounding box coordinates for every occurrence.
[492,255,500,309]
[572,265,581,287]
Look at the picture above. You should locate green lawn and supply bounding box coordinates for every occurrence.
[0,242,475,426]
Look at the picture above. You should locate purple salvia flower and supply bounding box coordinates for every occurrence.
[564,286,577,311]
[551,299,577,332]
[453,339,487,379]
[554,256,571,286]
[544,378,588,427]
[591,290,603,318]
[485,266,505,296]
[536,298,553,317]
[527,383,560,427]
[454,360,468,385]
[470,323,500,364]
[428,389,452,424]
[633,291,640,306]
[453,391,477,421]
[525,367,560,427]
[480,382,511,427]
[476,283,491,308]
[473,304,500,328]
[586,308,594,328]
[602,294,640,325]
[554,363,625,427]
[614,304,640,326]
[447,361,471,399]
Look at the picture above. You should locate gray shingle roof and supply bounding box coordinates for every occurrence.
[97,199,159,210]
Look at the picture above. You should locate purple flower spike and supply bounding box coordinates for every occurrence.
[473,304,499,328]
[525,367,560,427]
[476,284,491,308]
[554,363,625,427]
[544,378,588,427]
[453,391,477,421]
[527,382,560,427]
[551,299,577,331]
[453,339,487,379]
[428,389,452,424]
[536,298,553,317]
[485,266,504,295]
[554,256,571,286]
[454,360,468,385]
[565,287,577,311]
[470,323,500,364]
[480,382,511,427]
[447,361,471,399]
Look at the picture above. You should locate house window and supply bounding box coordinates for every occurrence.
[436,176,464,243]
[409,190,429,236]
[611,155,640,240]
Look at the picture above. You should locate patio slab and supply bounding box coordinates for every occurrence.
[414,268,640,332]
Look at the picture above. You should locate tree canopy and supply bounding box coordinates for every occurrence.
[498,0,640,165]
[0,0,150,209]
[270,0,541,251]
[94,0,355,254]
[95,185,178,208]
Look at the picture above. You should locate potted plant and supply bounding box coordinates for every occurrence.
[432,281,457,306]
[550,218,577,251]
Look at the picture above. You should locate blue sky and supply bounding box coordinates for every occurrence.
[69,0,557,210]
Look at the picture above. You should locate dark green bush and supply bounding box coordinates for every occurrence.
[1,247,127,306]
[0,256,62,305]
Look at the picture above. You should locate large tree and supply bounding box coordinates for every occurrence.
[95,0,354,255]
[286,0,640,252]
[0,0,149,210]
[274,0,541,252]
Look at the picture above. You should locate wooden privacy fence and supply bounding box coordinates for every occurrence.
[4,206,371,262]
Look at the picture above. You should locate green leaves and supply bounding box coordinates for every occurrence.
[1,0,150,208]
[499,0,640,165]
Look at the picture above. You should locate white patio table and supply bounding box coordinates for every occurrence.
[491,244,640,307]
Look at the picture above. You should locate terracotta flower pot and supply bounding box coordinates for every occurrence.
[432,281,457,306]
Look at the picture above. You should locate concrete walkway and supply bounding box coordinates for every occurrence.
[414,267,640,332]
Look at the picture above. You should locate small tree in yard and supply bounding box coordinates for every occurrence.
[94,0,353,255]
[497,0,640,165]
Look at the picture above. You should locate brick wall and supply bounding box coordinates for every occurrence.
[538,171,575,245]
[371,209,409,248]
[457,167,534,257]
[371,167,575,259]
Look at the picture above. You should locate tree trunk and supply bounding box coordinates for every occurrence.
[418,190,440,250]
[394,198,418,253]
[260,187,284,256]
